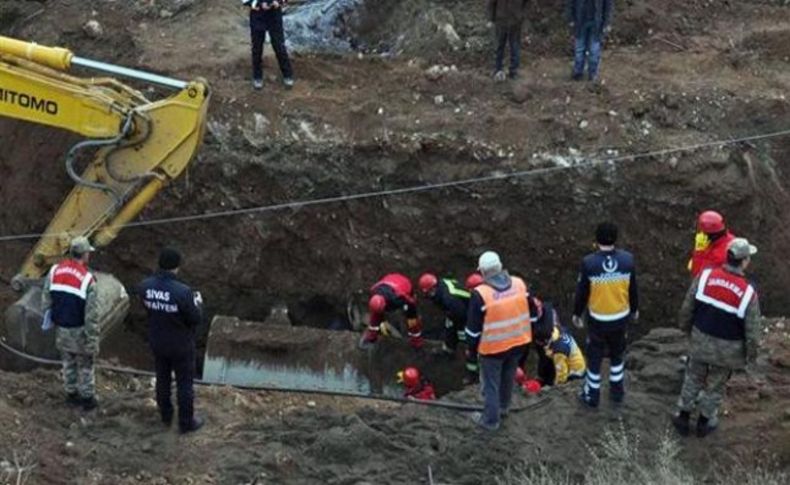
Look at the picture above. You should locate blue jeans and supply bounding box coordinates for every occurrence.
[495,24,522,75]
[573,22,602,79]
[480,346,525,428]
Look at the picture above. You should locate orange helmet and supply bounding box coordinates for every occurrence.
[368,294,386,314]
[697,210,725,234]
[465,272,484,290]
[418,273,438,295]
[401,367,420,388]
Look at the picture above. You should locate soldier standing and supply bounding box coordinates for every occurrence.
[139,248,205,433]
[673,238,762,437]
[41,236,101,411]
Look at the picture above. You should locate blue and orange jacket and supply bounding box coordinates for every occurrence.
[574,248,638,327]
[543,326,586,384]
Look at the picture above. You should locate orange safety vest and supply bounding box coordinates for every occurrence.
[476,277,532,355]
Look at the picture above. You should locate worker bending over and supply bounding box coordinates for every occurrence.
[361,273,423,349]
[533,302,586,386]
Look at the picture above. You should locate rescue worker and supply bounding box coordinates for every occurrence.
[243,0,294,90]
[533,302,586,386]
[139,248,205,434]
[417,273,471,356]
[397,367,436,400]
[41,236,100,411]
[689,210,736,278]
[360,273,423,350]
[672,238,761,438]
[465,272,484,291]
[466,251,532,431]
[573,222,639,408]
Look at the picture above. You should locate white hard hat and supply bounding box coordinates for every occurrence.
[478,251,502,275]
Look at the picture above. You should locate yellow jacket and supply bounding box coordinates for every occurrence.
[544,327,586,384]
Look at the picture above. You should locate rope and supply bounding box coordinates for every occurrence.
[0,338,550,413]
[0,128,788,243]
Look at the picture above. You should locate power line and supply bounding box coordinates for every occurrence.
[1,127,789,243]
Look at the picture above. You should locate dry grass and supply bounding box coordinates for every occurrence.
[497,420,787,485]
[0,449,36,485]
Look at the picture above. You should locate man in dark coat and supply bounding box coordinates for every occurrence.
[488,0,529,81]
[566,0,613,81]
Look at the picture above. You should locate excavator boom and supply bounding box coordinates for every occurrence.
[0,35,210,282]
[0,36,210,365]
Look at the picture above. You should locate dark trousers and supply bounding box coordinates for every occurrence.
[536,349,556,385]
[573,22,603,79]
[444,318,465,351]
[480,345,526,428]
[154,347,195,429]
[495,23,522,75]
[582,325,626,405]
[251,12,293,81]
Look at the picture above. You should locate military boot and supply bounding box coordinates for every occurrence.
[180,416,205,434]
[66,392,82,406]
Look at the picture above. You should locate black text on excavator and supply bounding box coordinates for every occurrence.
[0,36,210,365]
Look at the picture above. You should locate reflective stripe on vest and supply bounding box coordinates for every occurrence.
[476,277,532,355]
[443,279,470,299]
[49,261,93,300]
[695,268,754,319]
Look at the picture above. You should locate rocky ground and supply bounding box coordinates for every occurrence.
[2,0,790,482]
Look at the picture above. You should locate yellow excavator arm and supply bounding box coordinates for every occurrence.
[0,35,210,284]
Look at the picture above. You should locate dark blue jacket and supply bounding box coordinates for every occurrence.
[429,278,471,326]
[566,0,613,37]
[138,271,203,355]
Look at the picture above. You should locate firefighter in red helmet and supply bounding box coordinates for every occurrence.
[397,367,436,400]
[360,273,423,350]
[688,210,736,277]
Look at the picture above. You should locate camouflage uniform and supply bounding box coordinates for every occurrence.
[676,264,761,426]
[42,268,101,399]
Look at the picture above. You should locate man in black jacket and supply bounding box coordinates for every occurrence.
[566,0,613,81]
[244,0,294,90]
[488,0,529,81]
[139,248,204,433]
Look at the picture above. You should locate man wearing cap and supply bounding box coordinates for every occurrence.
[672,238,761,438]
[41,236,101,410]
[573,222,638,408]
[139,248,205,433]
[466,251,532,431]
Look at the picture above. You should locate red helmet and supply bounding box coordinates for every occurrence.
[697,210,725,234]
[402,367,420,388]
[418,273,438,294]
[465,272,484,290]
[524,379,542,395]
[368,294,386,314]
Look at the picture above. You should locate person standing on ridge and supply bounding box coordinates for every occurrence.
[573,222,638,408]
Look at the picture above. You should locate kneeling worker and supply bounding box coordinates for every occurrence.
[397,367,436,400]
[417,273,471,356]
[139,248,205,434]
[533,303,586,386]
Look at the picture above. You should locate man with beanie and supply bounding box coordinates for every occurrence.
[573,222,638,408]
[243,0,294,90]
[466,251,532,431]
[673,238,761,438]
[139,248,205,433]
[41,236,101,411]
